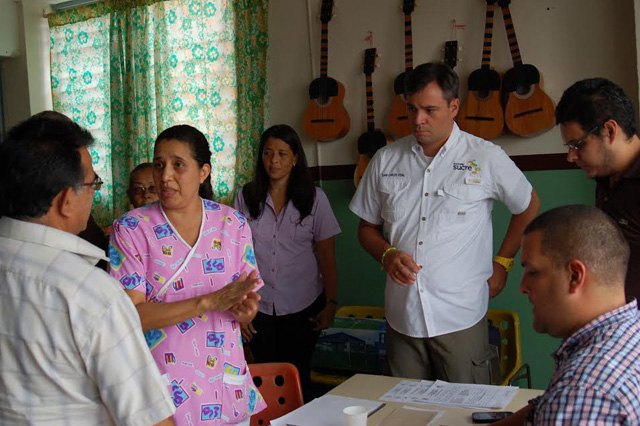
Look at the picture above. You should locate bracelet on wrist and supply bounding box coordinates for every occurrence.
[380,246,398,270]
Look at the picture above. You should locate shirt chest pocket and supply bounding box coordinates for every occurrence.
[379,177,410,222]
[441,180,490,218]
[291,213,314,243]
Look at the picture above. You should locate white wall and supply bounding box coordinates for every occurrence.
[267,0,638,167]
[1,0,52,129]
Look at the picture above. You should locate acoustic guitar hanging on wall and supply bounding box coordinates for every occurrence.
[303,0,350,142]
[388,0,415,140]
[355,48,390,188]
[458,0,504,139]
[499,0,555,137]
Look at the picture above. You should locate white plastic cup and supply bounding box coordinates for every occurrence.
[343,405,368,426]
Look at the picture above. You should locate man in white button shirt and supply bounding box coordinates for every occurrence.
[0,114,175,425]
[350,63,540,383]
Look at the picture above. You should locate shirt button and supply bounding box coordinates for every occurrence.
[271,268,275,272]
[424,192,429,196]
[426,169,431,173]
[273,252,276,255]
[273,235,276,238]
[419,288,424,293]
[418,241,423,245]
[421,217,426,221]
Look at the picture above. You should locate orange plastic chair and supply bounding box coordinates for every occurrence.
[249,362,304,426]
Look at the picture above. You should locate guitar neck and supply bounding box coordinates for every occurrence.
[481,3,496,69]
[404,13,413,71]
[365,73,375,133]
[501,5,523,66]
[320,22,329,78]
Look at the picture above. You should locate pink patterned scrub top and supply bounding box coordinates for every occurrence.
[108,200,266,425]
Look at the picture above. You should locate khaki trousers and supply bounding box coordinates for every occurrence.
[385,316,499,384]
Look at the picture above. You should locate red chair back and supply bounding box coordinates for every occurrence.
[249,362,304,426]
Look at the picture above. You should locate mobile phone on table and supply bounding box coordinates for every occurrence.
[471,411,514,423]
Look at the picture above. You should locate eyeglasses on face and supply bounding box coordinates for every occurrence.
[129,185,157,196]
[563,123,604,150]
[82,174,103,191]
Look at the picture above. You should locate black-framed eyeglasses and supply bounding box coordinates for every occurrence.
[82,174,103,191]
[129,185,157,196]
[563,123,604,150]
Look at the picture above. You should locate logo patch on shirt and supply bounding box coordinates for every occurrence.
[212,239,222,251]
[453,160,482,175]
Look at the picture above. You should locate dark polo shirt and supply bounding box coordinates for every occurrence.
[596,153,640,301]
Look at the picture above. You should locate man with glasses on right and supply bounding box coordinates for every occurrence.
[556,77,640,302]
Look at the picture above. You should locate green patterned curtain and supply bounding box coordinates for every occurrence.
[49,0,268,227]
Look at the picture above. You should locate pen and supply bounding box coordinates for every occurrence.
[368,403,386,418]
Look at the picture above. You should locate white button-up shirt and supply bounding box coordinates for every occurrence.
[350,124,532,338]
[0,217,175,425]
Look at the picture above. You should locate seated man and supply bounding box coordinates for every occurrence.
[498,205,640,425]
[0,115,175,425]
[127,162,159,208]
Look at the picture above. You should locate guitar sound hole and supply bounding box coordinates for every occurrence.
[515,84,534,98]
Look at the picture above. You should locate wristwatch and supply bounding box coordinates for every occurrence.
[493,255,515,273]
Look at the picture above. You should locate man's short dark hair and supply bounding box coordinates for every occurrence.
[0,115,94,219]
[555,78,637,138]
[404,62,459,103]
[524,205,630,285]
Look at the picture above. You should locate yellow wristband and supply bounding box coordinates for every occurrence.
[380,246,398,270]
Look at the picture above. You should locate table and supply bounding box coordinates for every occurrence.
[328,374,543,425]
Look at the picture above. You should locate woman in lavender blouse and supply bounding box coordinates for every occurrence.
[234,124,341,399]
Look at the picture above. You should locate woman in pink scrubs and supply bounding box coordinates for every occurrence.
[234,124,341,400]
[109,125,266,425]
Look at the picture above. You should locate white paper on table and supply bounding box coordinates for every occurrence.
[379,380,434,403]
[418,380,518,409]
[270,394,384,426]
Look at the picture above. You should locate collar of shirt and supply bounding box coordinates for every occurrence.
[553,299,638,364]
[0,216,108,265]
[409,123,462,161]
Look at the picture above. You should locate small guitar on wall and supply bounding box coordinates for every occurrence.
[303,0,350,142]
[499,0,555,137]
[388,0,415,140]
[458,0,504,139]
[355,48,389,188]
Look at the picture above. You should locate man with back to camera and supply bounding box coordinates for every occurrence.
[349,62,540,383]
[496,205,640,425]
[0,114,175,425]
[555,78,640,302]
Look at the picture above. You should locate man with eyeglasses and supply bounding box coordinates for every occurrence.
[127,162,159,208]
[0,115,175,425]
[556,78,640,303]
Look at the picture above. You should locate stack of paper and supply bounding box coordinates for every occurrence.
[270,394,384,426]
[381,380,518,410]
